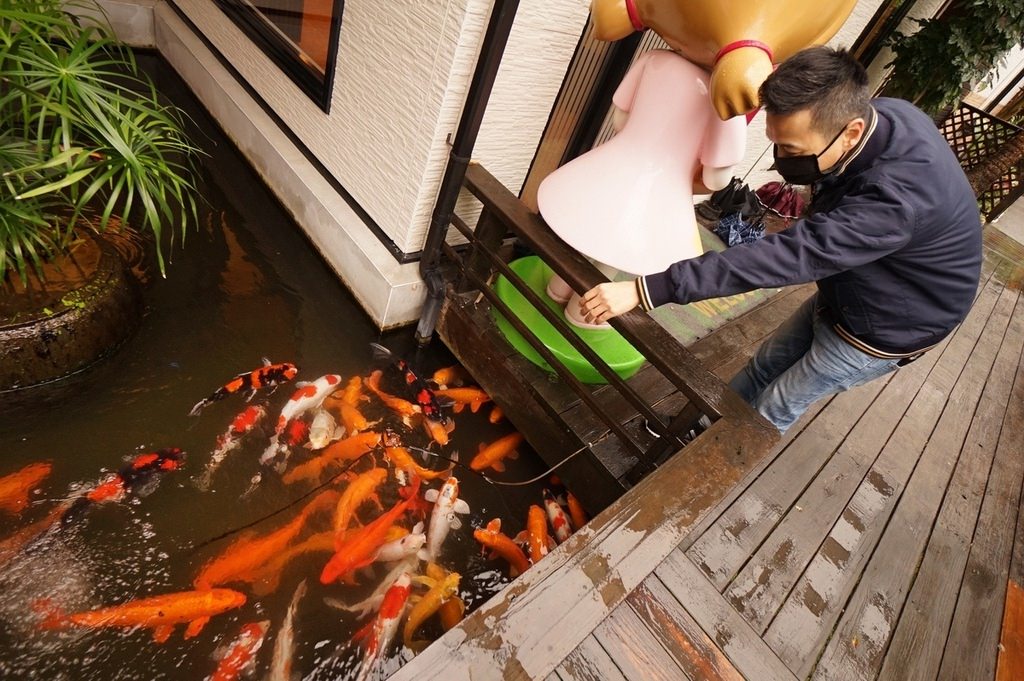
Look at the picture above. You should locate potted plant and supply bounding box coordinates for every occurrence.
[0,0,200,389]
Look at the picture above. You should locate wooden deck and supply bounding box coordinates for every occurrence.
[397,226,1024,680]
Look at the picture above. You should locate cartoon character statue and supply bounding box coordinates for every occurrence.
[494,0,859,380]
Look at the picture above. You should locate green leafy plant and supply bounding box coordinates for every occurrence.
[0,0,199,283]
[882,0,1024,115]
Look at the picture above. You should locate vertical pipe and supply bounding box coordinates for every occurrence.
[415,0,521,344]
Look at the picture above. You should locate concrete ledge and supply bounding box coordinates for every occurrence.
[145,2,424,329]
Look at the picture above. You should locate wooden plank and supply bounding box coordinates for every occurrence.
[593,601,692,681]
[654,550,798,681]
[996,581,1024,681]
[390,411,776,681]
[938,346,1024,681]
[690,372,892,594]
[690,267,998,593]
[626,576,745,681]
[546,672,565,681]
[557,636,628,681]
[437,294,625,515]
[761,278,1007,675]
[877,292,1024,681]
[806,285,1019,680]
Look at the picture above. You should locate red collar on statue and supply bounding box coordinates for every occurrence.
[714,40,774,65]
[624,0,645,32]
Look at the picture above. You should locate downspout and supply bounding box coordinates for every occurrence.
[415,0,521,345]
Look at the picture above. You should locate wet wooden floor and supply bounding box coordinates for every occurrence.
[397,226,1024,680]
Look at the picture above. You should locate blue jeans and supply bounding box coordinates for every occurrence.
[729,294,901,433]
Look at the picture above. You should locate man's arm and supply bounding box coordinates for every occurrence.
[580,182,914,324]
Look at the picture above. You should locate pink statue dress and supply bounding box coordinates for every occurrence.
[537,49,746,323]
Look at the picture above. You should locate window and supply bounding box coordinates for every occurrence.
[217,0,345,111]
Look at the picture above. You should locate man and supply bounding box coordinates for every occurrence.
[579,46,982,434]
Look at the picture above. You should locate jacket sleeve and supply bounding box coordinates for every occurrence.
[638,181,916,309]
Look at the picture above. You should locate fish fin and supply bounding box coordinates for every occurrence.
[245,388,257,403]
[412,521,425,534]
[153,625,175,644]
[486,518,501,533]
[513,530,528,546]
[470,400,483,413]
[295,381,312,388]
[32,598,65,630]
[453,499,470,514]
[342,572,358,587]
[369,342,394,364]
[188,399,209,417]
[449,516,462,530]
[184,616,210,640]
[423,489,439,504]
[452,403,466,414]
[262,357,271,366]
[435,396,456,408]
[491,460,505,473]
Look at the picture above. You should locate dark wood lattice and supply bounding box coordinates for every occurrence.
[939,103,1024,220]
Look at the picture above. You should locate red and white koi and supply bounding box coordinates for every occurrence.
[210,620,269,681]
[543,489,573,544]
[421,477,470,563]
[324,558,416,619]
[260,374,342,468]
[190,358,298,416]
[195,405,266,491]
[352,570,413,681]
[266,579,306,681]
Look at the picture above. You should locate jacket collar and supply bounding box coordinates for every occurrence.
[835,104,883,177]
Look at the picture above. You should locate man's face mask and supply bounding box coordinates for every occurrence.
[772,124,848,185]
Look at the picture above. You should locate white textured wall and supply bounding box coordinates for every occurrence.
[732,0,887,193]
[172,0,492,254]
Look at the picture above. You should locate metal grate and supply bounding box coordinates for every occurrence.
[939,103,1024,220]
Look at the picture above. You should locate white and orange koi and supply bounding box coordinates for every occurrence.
[306,408,344,451]
[353,571,413,681]
[421,477,470,563]
[196,405,266,491]
[324,558,416,619]
[543,489,573,544]
[210,620,269,681]
[376,521,426,563]
[266,579,306,681]
[260,374,342,468]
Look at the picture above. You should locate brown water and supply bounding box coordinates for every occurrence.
[0,55,555,680]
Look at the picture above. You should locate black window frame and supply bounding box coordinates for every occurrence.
[216,0,345,112]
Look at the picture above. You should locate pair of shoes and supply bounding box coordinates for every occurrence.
[642,418,703,443]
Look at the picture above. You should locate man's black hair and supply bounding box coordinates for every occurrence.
[759,46,871,134]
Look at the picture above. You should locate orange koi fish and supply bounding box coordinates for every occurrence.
[210,620,269,681]
[194,489,337,590]
[0,462,52,515]
[196,405,266,491]
[281,431,381,486]
[323,377,373,434]
[353,571,413,681]
[404,569,461,646]
[320,476,420,585]
[515,504,555,564]
[248,531,334,597]
[430,365,468,390]
[0,504,68,568]
[434,387,491,414]
[469,432,523,473]
[332,467,388,538]
[261,374,342,469]
[39,588,246,643]
[567,492,588,531]
[473,518,530,578]
[438,595,466,631]
[384,442,453,482]
[488,405,504,424]
[365,370,420,425]
[267,580,306,681]
[190,358,298,416]
[543,489,573,544]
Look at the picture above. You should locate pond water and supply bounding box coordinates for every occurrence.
[0,55,568,680]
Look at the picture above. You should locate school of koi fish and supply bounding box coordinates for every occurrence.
[0,344,589,680]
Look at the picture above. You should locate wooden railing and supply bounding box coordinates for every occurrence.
[436,162,778,482]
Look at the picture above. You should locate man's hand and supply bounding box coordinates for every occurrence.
[579,281,640,324]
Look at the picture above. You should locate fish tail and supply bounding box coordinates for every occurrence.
[33,598,66,630]
[369,342,394,364]
[188,398,210,417]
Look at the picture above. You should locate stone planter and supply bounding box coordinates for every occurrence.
[0,236,142,391]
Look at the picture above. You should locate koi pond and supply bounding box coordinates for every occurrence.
[0,55,584,680]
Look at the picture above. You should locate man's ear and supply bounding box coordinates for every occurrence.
[842,117,866,151]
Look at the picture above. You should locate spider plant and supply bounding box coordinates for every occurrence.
[0,0,199,284]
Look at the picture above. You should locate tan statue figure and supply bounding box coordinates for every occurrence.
[591,0,859,119]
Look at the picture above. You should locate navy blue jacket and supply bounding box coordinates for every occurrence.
[639,98,982,356]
